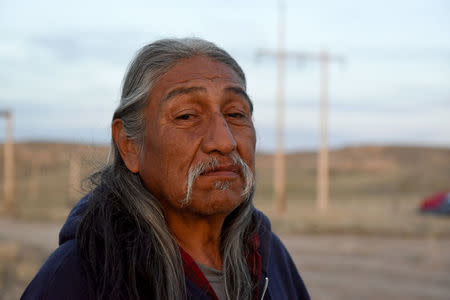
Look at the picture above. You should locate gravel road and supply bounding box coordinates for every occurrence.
[1,218,449,300]
[282,234,450,300]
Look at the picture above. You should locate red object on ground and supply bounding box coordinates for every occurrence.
[420,191,449,211]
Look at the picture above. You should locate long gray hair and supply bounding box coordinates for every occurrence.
[77,38,257,300]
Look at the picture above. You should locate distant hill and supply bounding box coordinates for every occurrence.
[0,142,449,236]
[255,145,450,201]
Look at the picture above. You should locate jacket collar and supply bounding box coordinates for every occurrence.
[254,209,272,278]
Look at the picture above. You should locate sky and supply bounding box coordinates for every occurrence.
[0,0,449,151]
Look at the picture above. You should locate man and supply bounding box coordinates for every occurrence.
[22,38,310,300]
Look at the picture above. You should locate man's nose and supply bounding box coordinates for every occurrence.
[201,113,237,155]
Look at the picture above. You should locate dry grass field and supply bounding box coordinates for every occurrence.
[0,142,449,235]
[254,146,450,237]
[0,142,449,299]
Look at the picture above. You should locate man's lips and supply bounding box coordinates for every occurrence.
[201,165,240,177]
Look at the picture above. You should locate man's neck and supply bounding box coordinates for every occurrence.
[165,211,225,270]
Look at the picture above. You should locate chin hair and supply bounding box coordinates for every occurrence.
[214,180,232,191]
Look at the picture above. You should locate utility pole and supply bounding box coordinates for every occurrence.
[256,1,345,214]
[317,49,330,213]
[257,46,344,213]
[0,110,14,212]
[256,0,287,214]
[69,152,81,204]
[316,48,344,213]
[275,0,286,213]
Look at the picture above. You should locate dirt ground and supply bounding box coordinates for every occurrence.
[1,218,449,300]
[282,234,450,300]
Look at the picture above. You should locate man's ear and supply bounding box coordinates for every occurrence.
[112,119,140,173]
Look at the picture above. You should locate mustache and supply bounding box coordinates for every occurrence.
[180,152,255,206]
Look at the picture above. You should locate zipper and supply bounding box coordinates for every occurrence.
[260,277,269,300]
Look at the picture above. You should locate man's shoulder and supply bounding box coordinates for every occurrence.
[265,233,310,299]
[253,209,310,300]
[21,240,89,300]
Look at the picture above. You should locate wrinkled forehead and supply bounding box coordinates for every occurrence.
[166,56,244,84]
[149,56,253,112]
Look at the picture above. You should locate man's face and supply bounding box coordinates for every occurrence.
[138,55,256,218]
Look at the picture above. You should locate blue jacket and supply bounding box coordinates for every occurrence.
[22,194,310,299]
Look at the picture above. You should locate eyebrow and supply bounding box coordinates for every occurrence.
[225,86,253,113]
[161,86,206,103]
[160,85,253,113]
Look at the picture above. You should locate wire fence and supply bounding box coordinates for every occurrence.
[0,143,108,220]
[0,142,450,236]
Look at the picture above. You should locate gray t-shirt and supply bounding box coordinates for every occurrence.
[197,263,227,300]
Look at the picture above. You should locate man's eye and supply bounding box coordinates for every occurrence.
[176,114,193,120]
[227,112,246,119]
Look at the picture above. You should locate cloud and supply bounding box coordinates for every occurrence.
[0,0,448,150]
[28,31,157,65]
